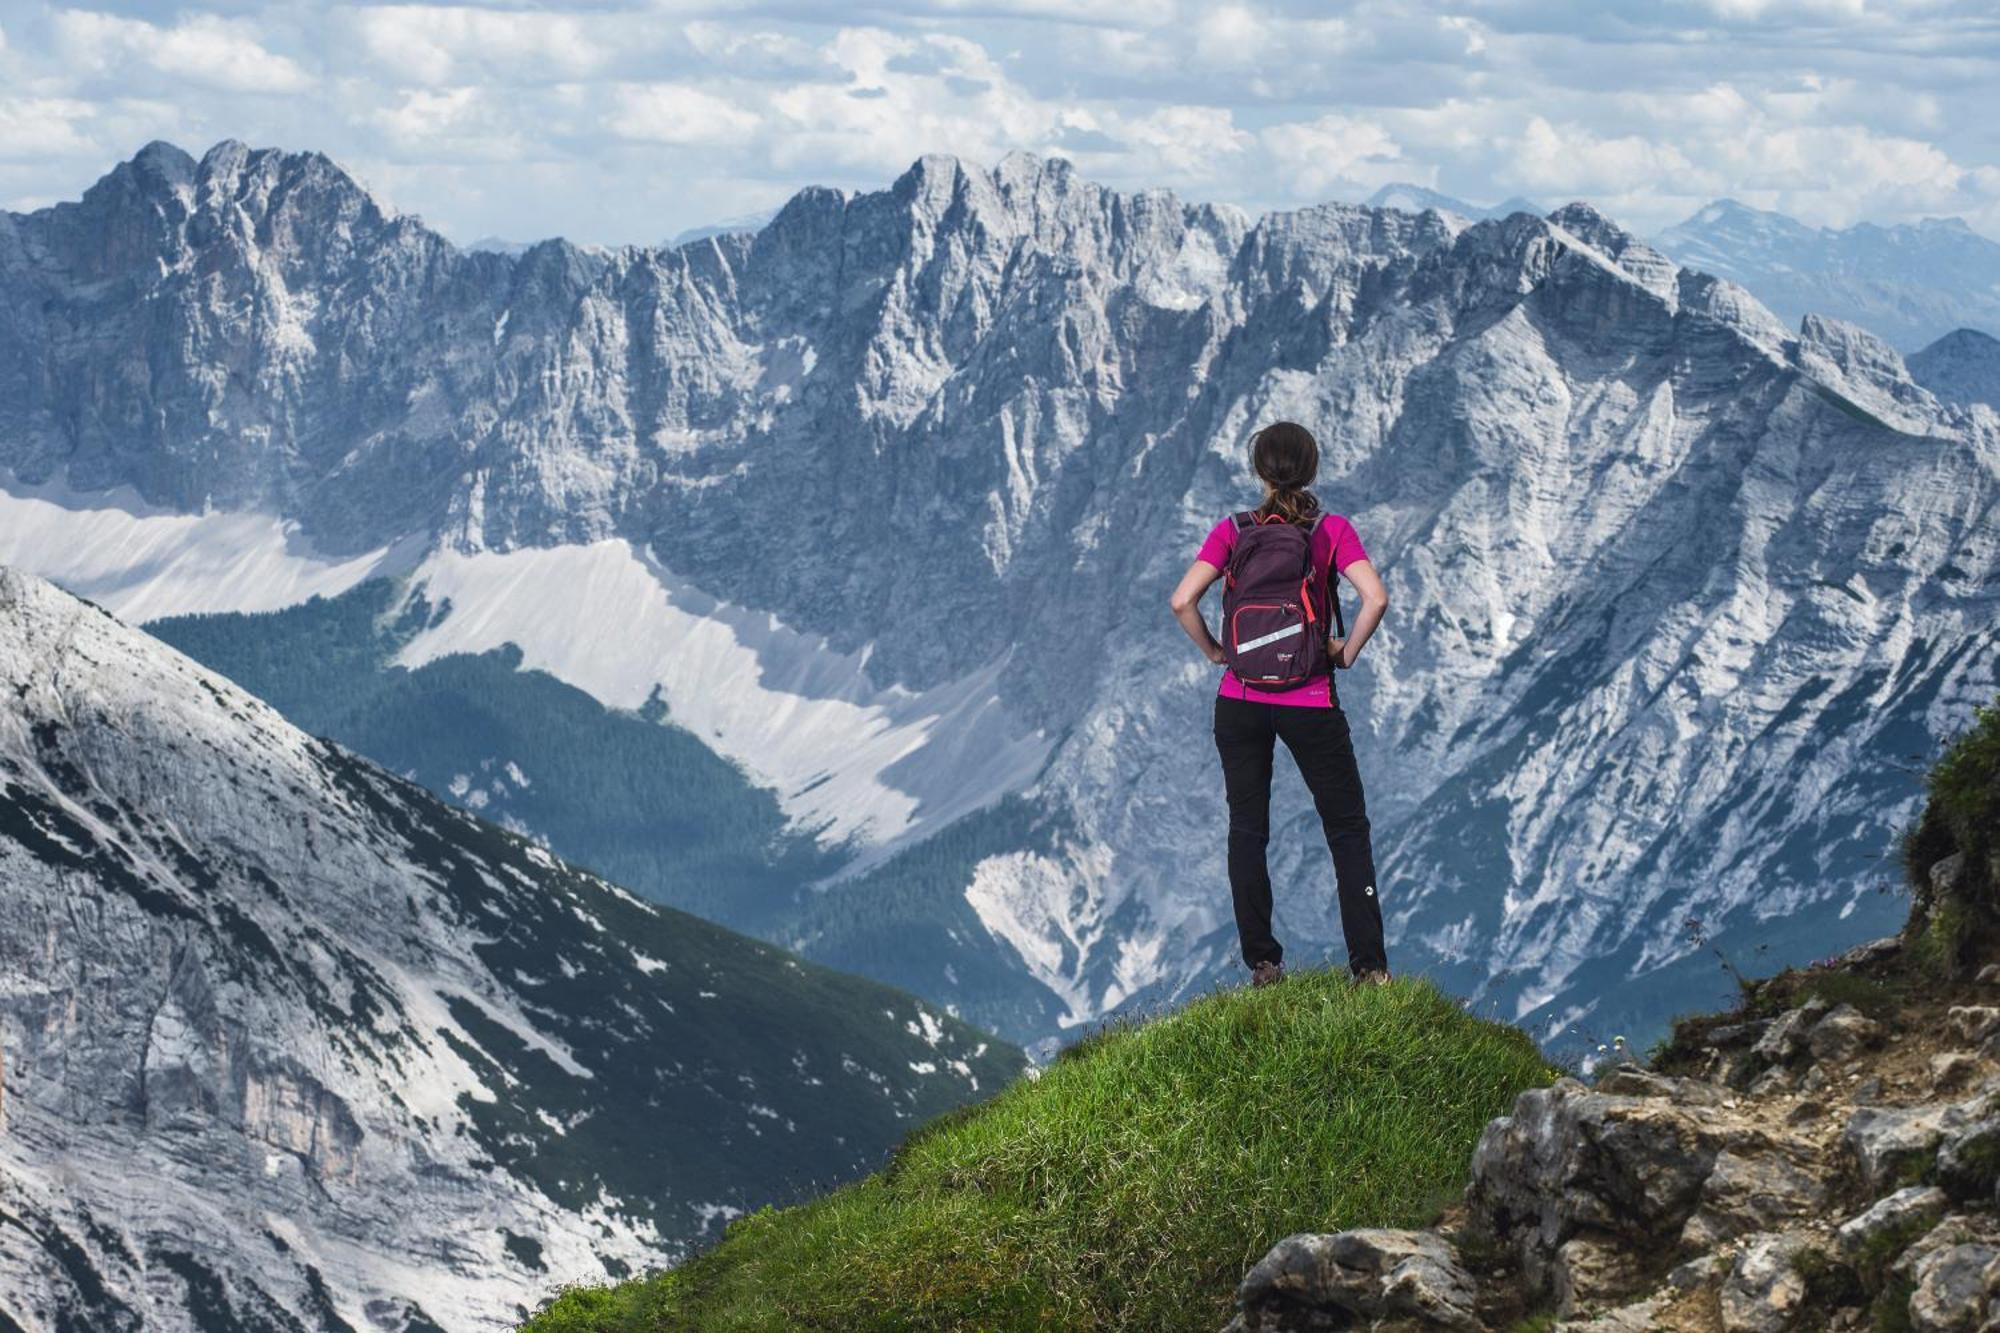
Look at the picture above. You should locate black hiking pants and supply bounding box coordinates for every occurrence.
[1213,691,1387,975]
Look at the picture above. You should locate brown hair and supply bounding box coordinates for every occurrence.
[1249,421,1321,525]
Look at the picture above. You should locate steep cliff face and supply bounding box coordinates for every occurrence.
[3,142,1996,1058]
[0,568,1018,1331]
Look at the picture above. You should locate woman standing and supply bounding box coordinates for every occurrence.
[1168,421,1392,988]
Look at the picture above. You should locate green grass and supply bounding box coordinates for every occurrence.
[522,973,1558,1333]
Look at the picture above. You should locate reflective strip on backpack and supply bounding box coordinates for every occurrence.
[1236,622,1304,653]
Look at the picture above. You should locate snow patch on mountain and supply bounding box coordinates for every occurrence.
[395,540,1050,851]
[0,474,416,620]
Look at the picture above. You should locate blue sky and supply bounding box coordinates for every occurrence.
[1,1,1996,247]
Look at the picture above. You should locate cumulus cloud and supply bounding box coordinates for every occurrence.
[338,6,646,86]
[0,97,101,160]
[0,0,1994,248]
[52,10,312,94]
[1260,114,1407,197]
[611,83,762,145]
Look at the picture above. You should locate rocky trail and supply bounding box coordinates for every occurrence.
[1226,842,2000,1332]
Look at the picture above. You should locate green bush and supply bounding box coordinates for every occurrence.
[1903,695,2000,974]
[523,973,1557,1333]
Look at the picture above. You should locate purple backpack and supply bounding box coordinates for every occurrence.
[1220,510,1345,690]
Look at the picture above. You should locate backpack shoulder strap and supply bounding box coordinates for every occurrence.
[1231,510,1257,531]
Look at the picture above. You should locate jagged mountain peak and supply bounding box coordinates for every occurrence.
[126,139,198,187]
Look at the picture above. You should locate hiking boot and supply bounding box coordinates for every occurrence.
[1354,968,1392,987]
[1251,960,1285,988]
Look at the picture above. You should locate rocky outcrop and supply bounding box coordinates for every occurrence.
[1226,935,2000,1330]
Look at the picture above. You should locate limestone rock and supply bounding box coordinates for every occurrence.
[1933,1053,1987,1095]
[1232,1229,1482,1333]
[1830,936,1903,969]
[1718,1231,1812,1333]
[1708,1019,1777,1051]
[1846,1105,1952,1191]
[1751,1007,1819,1067]
[1748,1066,1798,1097]
[1836,1186,1950,1271]
[1466,1079,1763,1290]
[1682,1149,1829,1250]
[1950,1007,2000,1046]
[1807,1004,1885,1065]
[1936,1118,2000,1204]
[1553,1231,1648,1314]
[1593,1066,1731,1105]
[1906,1242,2000,1333]
[1555,1291,1670,1332]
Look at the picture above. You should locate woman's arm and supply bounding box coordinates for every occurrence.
[1329,559,1389,669]
[1168,559,1229,664]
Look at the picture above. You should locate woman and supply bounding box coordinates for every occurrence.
[1168,420,1392,988]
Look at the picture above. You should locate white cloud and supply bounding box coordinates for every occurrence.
[610,84,761,146]
[341,6,628,86]
[1260,114,1407,197]
[1510,117,1695,197]
[0,98,99,160]
[3,1,1996,246]
[52,10,312,95]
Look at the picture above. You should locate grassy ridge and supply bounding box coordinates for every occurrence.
[523,973,1558,1332]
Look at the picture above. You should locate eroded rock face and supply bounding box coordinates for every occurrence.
[1718,1231,1811,1333]
[1906,1241,2000,1333]
[1228,1229,1482,1332]
[1808,1005,1885,1066]
[1845,1092,1998,1193]
[1837,1187,1951,1268]
[1681,1150,1828,1250]
[1228,985,2000,1333]
[1463,1076,1766,1290]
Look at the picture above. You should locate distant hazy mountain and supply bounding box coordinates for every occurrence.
[667,208,779,248]
[0,565,1018,1329]
[1908,327,2000,408]
[1,139,1994,1074]
[1365,182,1546,221]
[1654,198,2000,350]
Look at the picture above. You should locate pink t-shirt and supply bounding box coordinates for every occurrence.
[1195,512,1369,708]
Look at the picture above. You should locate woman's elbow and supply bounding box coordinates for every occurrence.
[1366,590,1390,615]
[1168,589,1196,616]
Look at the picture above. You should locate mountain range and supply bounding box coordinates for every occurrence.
[1,140,1995,1075]
[0,566,1018,1329]
[1652,197,2000,352]
[1363,184,2000,354]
